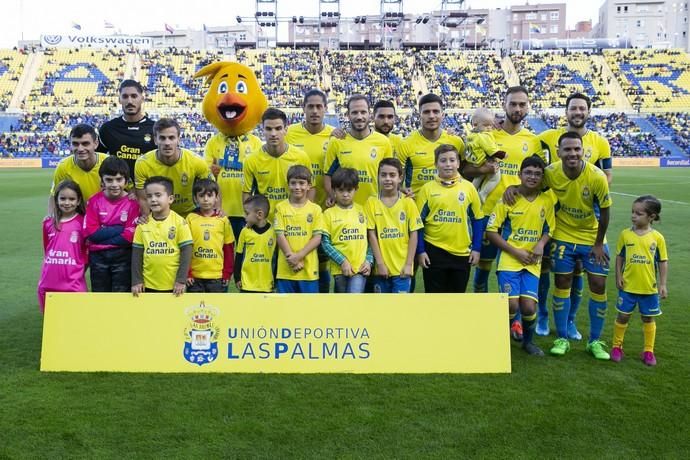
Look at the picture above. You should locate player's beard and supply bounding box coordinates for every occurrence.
[568,116,587,129]
[506,112,526,124]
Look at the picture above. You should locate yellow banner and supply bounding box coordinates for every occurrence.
[41,293,511,373]
[0,158,42,168]
[612,157,660,167]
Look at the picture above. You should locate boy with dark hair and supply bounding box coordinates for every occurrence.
[132,176,193,296]
[321,168,373,293]
[274,165,323,293]
[234,194,276,293]
[186,179,235,293]
[486,155,555,356]
[84,156,140,292]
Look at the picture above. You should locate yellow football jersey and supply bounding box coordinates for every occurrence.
[616,228,668,295]
[51,153,108,201]
[321,204,369,275]
[544,161,612,245]
[236,225,276,292]
[465,131,499,165]
[134,149,213,217]
[133,210,193,291]
[539,128,611,168]
[415,177,484,257]
[285,123,334,208]
[204,132,263,217]
[487,193,556,276]
[388,133,404,159]
[472,128,543,214]
[186,212,235,279]
[273,199,324,281]
[324,131,393,206]
[365,195,423,276]
[242,144,312,219]
[397,130,465,196]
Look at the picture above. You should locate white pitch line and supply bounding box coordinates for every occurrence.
[611,191,690,206]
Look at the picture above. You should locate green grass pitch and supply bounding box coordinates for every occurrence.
[1,167,688,458]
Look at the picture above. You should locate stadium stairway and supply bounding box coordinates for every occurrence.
[631,115,687,157]
[526,116,549,134]
[501,56,520,87]
[9,51,42,109]
[591,54,632,110]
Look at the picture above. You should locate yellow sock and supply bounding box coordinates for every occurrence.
[642,321,657,353]
[612,321,628,348]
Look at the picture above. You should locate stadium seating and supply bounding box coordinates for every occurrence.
[0,49,28,111]
[417,51,506,109]
[2,47,690,159]
[604,49,690,110]
[511,51,615,109]
[236,49,323,107]
[24,48,132,112]
[138,48,223,109]
[327,50,416,109]
[649,112,690,154]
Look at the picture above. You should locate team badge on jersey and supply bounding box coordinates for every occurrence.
[582,186,590,199]
[370,148,377,159]
[204,229,210,241]
[540,207,545,218]
[168,226,176,240]
[307,213,313,223]
[584,148,592,161]
[183,301,219,366]
[70,231,78,243]
[268,238,274,247]
[650,242,657,253]
[522,142,528,152]
[120,210,129,222]
[359,213,365,224]
[399,211,406,222]
[458,192,466,203]
[144,134,152,143]
[181,172,189,186]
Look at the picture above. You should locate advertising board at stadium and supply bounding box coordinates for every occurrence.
[41,293,510,374]
[40,34,152,49]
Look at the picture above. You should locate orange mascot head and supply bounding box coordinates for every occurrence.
[194,62,268,137]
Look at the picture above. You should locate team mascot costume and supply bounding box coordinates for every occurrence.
[194,62,268,238]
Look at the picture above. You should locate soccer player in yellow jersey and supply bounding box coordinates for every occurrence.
[416,145,484,293]
[234,194,276,293]
[134,118,214,218]
[536,93,612,339]
[397,93,465,197]
[507,131,612,359]
[274,165,323,293]
[204,129,262,240]
[50,124,108,212]
[243,108,313,221]
[285,90,335,294]
[321,168,373,293]
[462,86,542,339]
[611,196,668,366]
[285,89,334,209]
[366,158,422,293]
[132,176,193,296]
[372,100,404,158]
[324,95,393,207]
[186,179,235,293]
[487,156,555,356]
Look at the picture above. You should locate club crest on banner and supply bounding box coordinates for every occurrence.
[183,301,220,366]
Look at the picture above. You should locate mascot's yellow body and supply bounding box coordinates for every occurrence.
[194,62,267,230]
